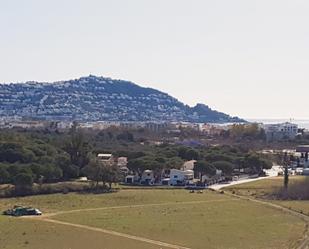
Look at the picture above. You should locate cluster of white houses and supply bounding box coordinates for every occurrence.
[0,119,228,134]
[125,168,196,186]
[96,154,223,186]
[98,153,196,186]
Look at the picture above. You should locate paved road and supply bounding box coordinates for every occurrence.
[209,166,281,190]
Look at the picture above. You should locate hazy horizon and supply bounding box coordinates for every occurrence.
[1,0,308,119]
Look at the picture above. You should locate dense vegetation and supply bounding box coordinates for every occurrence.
[0,127,273,196]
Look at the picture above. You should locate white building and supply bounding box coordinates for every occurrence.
[56,121,73,130]
[97,154,114,163]
[169,169,194,186]
[125,175,140,184]
[264,122,298,141]
[141,170,155,185]
[117,157,128,167]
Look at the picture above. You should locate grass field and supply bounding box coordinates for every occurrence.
[225,176,306,197]
[226,176,309,215]
[0,189,307,249]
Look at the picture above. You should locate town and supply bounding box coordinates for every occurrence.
[1,0,309,248]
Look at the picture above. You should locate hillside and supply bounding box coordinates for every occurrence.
[0,75,245,123]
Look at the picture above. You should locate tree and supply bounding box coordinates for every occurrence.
[284,166,289,190]
[194,161,216,180]
[64,124,90,170]
[0,166,10,184]
[244,154,272,173]
[101,163,121,189]
[229,123,265,140]
[82,159,102,188]
[234,157,245,170]
[204,153,234,164]
[283,152,289,190]
[212,161,234,175]
[83,159,120,190]
[127,158,146,173]
[55,154,79,180]
[178,147,199,160]
[165,157,183,169]
[13,173,33,195]
[116,131,134,142]
[41,164,63,182]
[245,154,259,173]
[185,149,200,160]
[259,158,272,170]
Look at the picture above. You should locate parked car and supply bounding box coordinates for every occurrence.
[3,207,42,216]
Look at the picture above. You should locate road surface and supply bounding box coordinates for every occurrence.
[210,166,281,190]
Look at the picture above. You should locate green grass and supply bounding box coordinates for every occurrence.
[0,189,221,213]
[225,176,306,197]
[0,189,307,249]
[0,215,167,249]
[272,200,309,216]
[53,198,304,249]
[225,176,309,215]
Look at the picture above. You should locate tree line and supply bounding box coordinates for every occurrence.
[0,127,273,195]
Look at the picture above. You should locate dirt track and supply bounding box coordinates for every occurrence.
[23,193,309,249]
[25,199,236,249]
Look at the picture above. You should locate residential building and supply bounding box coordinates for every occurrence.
[182,160,196,171]
[117,157,128,167]
[125,175,140,184]
[97,153,114,163]
[141,170,155,185]
[169,169,194,186]
[264,122,298,141]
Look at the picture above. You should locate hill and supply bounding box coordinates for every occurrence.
[0,75,245,123]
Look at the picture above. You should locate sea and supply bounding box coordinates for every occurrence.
[248,119,309,130]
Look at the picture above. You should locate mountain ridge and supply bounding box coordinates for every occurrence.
[0,75,246,123]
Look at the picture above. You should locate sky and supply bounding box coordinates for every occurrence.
[0,0,308,119]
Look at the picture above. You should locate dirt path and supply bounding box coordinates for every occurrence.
[40,218,191,249]
[21,194,309,248]
[40,198,235,218]
[24,199,236,249]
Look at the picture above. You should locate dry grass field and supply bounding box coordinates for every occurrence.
[226,176,309,215]
[0,189,307,249]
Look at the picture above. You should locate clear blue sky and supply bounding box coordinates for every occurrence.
[0,0,308,119]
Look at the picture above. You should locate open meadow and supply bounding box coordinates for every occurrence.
[226,176,309,215]
[0,189,308,249]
